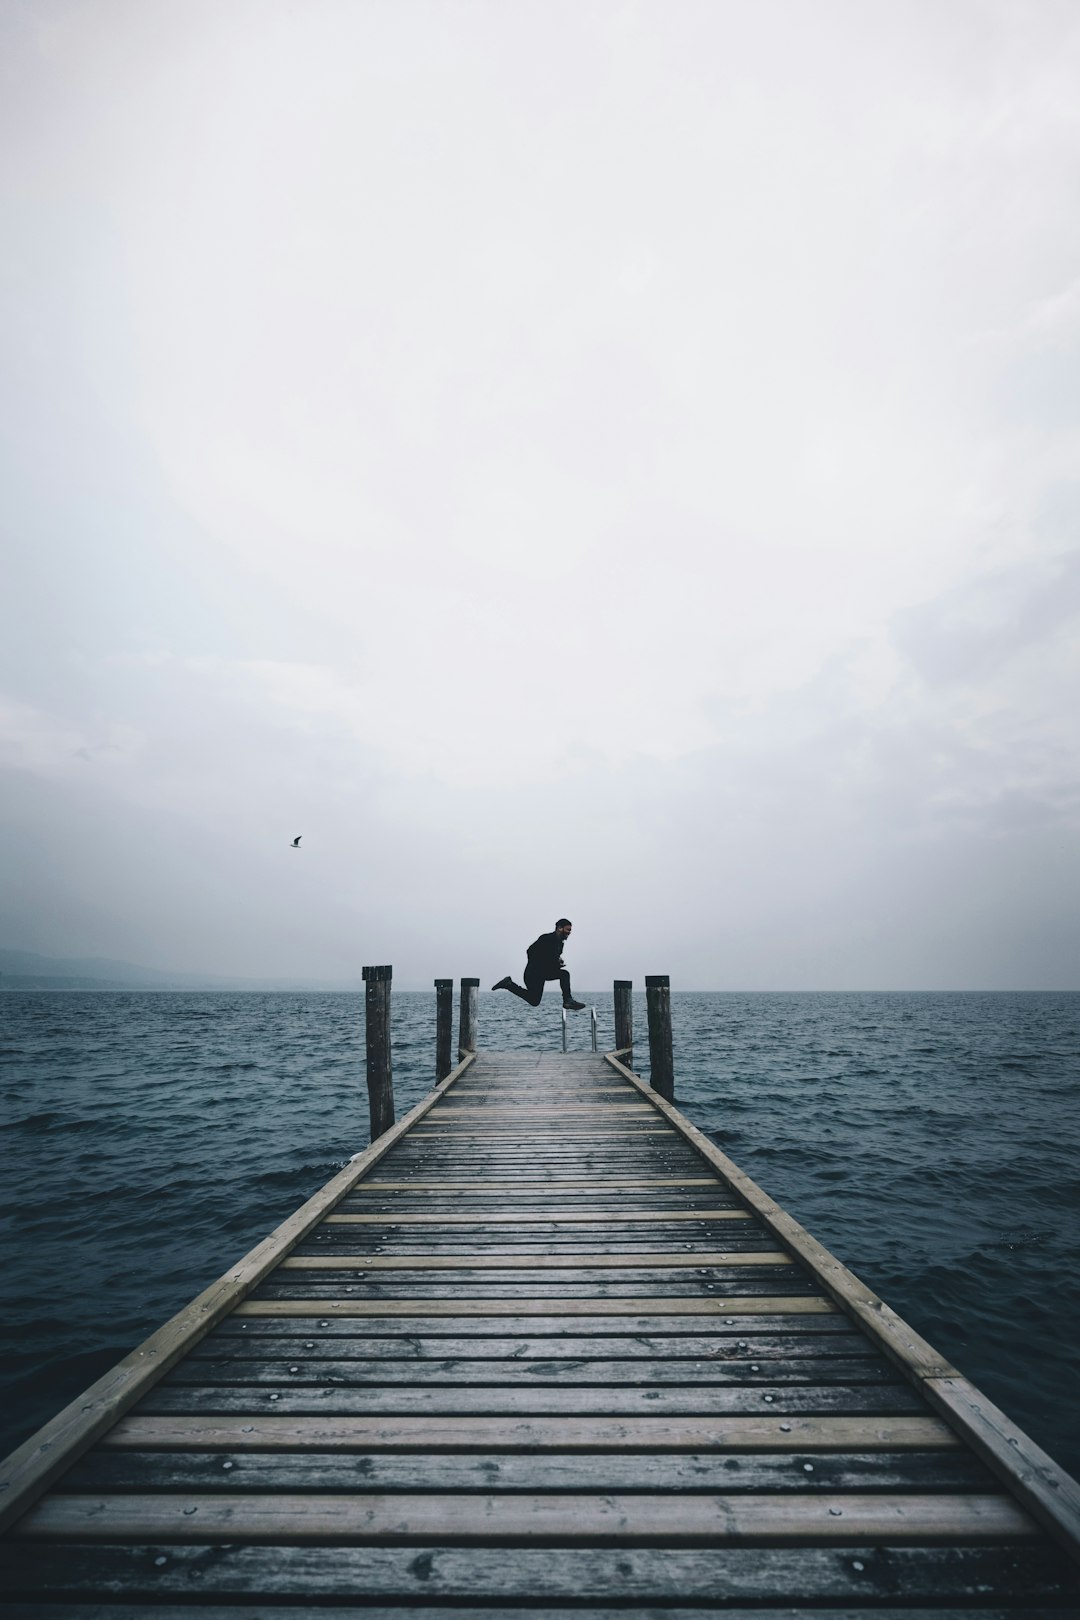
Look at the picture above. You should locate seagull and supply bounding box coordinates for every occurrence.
[291,835,302,848]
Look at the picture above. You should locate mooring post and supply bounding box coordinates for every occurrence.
[645,974,674,1101]
[458,976,479,1058]
[613,978,633,1063]
[361,964,395,1139]
[434,977,453,1083]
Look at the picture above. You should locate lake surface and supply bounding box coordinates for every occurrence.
[1,989,1078,1479]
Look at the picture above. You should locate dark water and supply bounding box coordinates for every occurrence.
[1,990,1078,1481]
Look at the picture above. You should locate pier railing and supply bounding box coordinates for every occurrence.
[362,970,675,1138]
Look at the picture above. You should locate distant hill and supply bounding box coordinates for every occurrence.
[0,948,357,992]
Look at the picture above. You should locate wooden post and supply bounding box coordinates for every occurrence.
[613,979,633,1064]
[361,965,394,1140]
[645,973,674,1101]
[458,976,479,1057]
[434,978,453,1083]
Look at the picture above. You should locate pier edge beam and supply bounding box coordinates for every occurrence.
[434,978,453,1082]
[613,978,634,1065]
[458,976,480,1058]
[361,964,395,1139]
[645,973,674,1101]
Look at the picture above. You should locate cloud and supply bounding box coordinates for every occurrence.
[2,1,1079,985]
[894,547,1080,686]
[0,694,141,778]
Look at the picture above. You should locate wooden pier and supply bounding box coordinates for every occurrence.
[2,1026,1080,1614]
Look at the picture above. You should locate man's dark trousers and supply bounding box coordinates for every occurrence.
[505,967,573,1007]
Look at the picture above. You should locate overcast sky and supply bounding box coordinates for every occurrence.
[2,0,1078,989]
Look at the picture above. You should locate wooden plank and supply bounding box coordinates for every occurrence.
[252,1279,815,1299]
[25,1603,1060,1620]
[192,1329,874,1359]
[278,1250,790,1263]
[15,1490,1037,1544]
[395,1138,681,1148]
[442,1088,634,1096]
[602,1051,1080,1562]
[281,1256,782,1271]
[427,1114,655,1122]
[317,1193,744,1205]
[65,1447,993,1494]
[139,1386,924,1418]
[343,1194,738,1204]
[100,1411,964,1452]
[301,1227,762,1241]
[1,1542,1075,1603]
[273,1254,796,1271]
[257,1262,799,1281]
[412,1100,657,1108]
[324,1208,753,1224]
[3,1542,1075,1604]
[0,1058,478,1534]
[335,1204,741,1216]
[325,1205,751,1218]
[283,1244,773,1257]
[270,1272,799,1288]
[357,1178,725,1190]
[340,1209,746,1220]
[234,1295,836,1318]
[216,1311,854,1338]
[164,1355,891,1387]
[405,1130,677,1139]
[254,1284,814,1304]
[429,1105,653,1113]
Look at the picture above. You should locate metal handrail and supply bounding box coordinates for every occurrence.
[562,1004,599,1052]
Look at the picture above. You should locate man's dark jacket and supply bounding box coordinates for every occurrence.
[526,930,565,979]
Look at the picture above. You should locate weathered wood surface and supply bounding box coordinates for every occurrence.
[457,976,479,1057]
[17,1488,1035,1543]
[0,1610,1075,1620]
[645,974,674,1100]
[3,1045,1078,1616]
[68,1446,990,1493]
[99,1412,961,1450]
[361,964,395,1139]
[613,977,634,1063]
[434,977,453,1082]
[2,1541,1077,1605]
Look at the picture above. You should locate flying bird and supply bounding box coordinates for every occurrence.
[291,835,302,848]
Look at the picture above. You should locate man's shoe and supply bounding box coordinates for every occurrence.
[492,976,512,991]
[563,998,586,1011]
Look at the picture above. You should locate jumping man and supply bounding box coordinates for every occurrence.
[492,918,586,1010]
